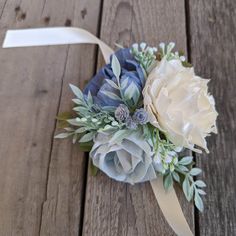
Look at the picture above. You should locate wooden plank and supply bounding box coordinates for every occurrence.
[0,0,68,235]
[188,0,236,235]
[39,0,102,235]
[0,0,100,235]
[82,1,194,235]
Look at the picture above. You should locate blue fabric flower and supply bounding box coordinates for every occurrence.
[83,48,145,107]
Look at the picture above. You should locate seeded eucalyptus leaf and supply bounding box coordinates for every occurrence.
[182,177,191,201]
[73,106,89,116]
[100,91,122,101]
[75,127,87,133]
[79,132,95,143]
[197,189,206,195]
[121,78,129,90]
[124,82,140,104]
[163,173,173,190]
[195,180,206,188]
[72,98,84,105]
[105,79,119,89]
[67,119,82,126]
[110,130,132,144]
[54,133,73,139]
[172,171,180,183]
[194,192,204,212]
[87,91,93,105]
[111,55,121,79]
[188,185,194,201]
[178,156,193,165]
[69,84,84,100]
[178,165,189,172]
[189,168,202,176]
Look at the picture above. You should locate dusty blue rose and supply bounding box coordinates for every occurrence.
[83,48,145,107]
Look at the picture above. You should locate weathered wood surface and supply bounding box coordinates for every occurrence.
[0,0,101,235]
[82,1,194,236]
[188,0,236,235]
[0,0,235,235]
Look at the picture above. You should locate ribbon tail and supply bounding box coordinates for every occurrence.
[150,178,194,236]
[2,27,114,63]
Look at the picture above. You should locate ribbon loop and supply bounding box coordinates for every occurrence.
[3,27,113,63]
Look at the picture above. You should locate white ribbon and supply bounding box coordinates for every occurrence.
[3,27,113,63]
[2,27,194,236]
[151,178,193,236]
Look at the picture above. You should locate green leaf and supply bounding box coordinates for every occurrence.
[72,98,84,105]
[89,159,99,176]
[73,106,89,116]
[189,168,202,176]
[54,133,72,139]
[183,177,191,201]
[178,156,193,165]
[100,91,122,101]
[163,173,173,190]
[172,171,180,183]
[194,192,204,212]
[105,79,119,89]
[111,55,121,79]
[67,119,82,126]
[79,132,95,143]
[124,82,140,104]
[110,130,132,144]
[197,189,206,195]
[87,91,93,105]
[195,180,206,188]
[69,84,84,100]
[75,127,87,133]
[178,165,189,172]
[121,78,129,89]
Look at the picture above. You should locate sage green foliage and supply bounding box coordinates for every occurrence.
[158,42,192,67]
[130,43,157,75]
[55,84,124,145]
[107,55,141,110]
[163,155,206,212]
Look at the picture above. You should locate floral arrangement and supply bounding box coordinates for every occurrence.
[55,42,218,212]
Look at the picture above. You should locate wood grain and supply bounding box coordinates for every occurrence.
[39,1,102,235]
[82,1,194,235]
[0,0,101,235]
[188,0,236,235]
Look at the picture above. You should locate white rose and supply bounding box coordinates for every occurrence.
[143,58,218,153]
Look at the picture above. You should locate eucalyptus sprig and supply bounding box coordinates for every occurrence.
[55,84,124,145]
[165,156,206,212]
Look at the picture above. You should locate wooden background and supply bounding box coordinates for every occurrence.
[0,0,235,235]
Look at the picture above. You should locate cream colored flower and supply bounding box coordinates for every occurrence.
[143,58,218,153]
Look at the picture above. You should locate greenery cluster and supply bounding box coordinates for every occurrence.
[55,44,205,211]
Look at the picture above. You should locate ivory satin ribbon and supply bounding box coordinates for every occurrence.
[2,27,193,236]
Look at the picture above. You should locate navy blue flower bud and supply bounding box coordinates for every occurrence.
[115,104,130,122]
[133,108,149,125]
[125,117,138,130]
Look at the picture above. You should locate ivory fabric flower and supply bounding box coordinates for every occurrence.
[90,131,157,184]
[143,58,218,153]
